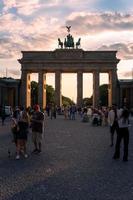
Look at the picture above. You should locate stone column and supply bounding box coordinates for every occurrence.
[93,71,99,108]
[38,71,46,109]
[119,87,123,107]
[0,86,1,106]
[55,71,62,107]
[15,86,19,107]
[108,69,117,107]
[130,87,133,108]
[21,71,31,108]
[77,71,83,107]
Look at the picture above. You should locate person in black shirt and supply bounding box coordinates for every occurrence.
[31,105,44,153]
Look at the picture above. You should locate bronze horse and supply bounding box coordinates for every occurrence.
[76,38,81,49]
[58,38,63,49]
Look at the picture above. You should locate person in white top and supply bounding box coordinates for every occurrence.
[108,105,120,146]
[113,108,130,161]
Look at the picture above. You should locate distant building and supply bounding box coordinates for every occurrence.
[0,77,21,107]
[117,79,133,108]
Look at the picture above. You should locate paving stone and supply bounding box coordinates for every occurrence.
[0,115,133,200]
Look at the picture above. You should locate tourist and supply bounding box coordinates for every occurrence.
[15,110,29,160]
[113,108,130,161]
[70,104,77,120]
[64,105,68,119]
[1,106,6,126]
[108,104,120,146]
[31,104,45,153]
[82,107,89,122]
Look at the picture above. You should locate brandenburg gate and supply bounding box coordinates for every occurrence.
[18,28,120,109]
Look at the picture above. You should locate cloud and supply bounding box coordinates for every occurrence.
[121,71,133,78]
[0,12,61,58]
[98,43,133,60]
[8,69,20,76]
[0,8,133,62]
[2,0,41,15]
[2,0,64,16]
[66,12,133,35]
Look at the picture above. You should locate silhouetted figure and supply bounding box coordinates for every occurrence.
[108,105,119,146]
[113,109,130,161]
[1,106,6,125]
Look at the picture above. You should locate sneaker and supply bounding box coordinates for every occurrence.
[16,155,20,160]
[37,149,42,153]
[24,154,28,158]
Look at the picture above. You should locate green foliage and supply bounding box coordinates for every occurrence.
[82,84,108,107]
[99,84,108,106]
[82,97,92,107]
[46,85,55,104]
[31,81,38,105]
[31,81,74,106]
[62,96,74,106]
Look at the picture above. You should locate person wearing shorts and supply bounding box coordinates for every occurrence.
[31,105,44,153]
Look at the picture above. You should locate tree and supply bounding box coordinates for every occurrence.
[46,85,55,104]
[82,97,92,107]
[82,84,108,107]
[31,81,74,106]
[99,84,108,106]
[31,81,38,106]
[62,96,74,106]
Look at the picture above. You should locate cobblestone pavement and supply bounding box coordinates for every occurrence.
[0,115,133,200]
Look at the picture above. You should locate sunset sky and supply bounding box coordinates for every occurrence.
[0,0,133,101]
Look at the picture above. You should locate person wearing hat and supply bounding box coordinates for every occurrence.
[31,105,45,153]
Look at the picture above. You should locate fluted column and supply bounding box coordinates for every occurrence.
[55,71,62,107]
[119,87,123,107]
[15,86,19,106]
[21,71,31,108]
[77,71,83,107]
[38,71,46,109]
[0,86,1,105]
[130,87,133,108]
[93,71,99,108]
[108,70,117,107]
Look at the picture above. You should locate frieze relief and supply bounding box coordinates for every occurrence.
[54,49,83,59]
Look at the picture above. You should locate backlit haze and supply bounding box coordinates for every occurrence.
[0,0,133,102]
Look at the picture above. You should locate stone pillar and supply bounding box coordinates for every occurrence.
[108,70,117,107]
[0,86,1,106]
[21,71,31,108]
[38,71,46,109]
[77,71,83,107]
[93,71,99,108]
[55,71,62,107]
[119,87,123,107]
[130,87,133,108]
[15,86,19,107]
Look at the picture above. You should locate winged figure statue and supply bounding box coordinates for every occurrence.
[66,26,71,32]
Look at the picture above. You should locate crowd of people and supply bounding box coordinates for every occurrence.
[10,105,45,159]
[0,103,132,162]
